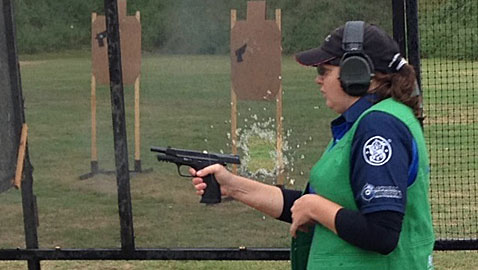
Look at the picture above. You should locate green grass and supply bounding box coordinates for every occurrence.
[1,53,478,269]
[2,251,478,270]
[0,260,292,270]
[246,135,276,173]
[421,58,478,240]
[1,53,319,249]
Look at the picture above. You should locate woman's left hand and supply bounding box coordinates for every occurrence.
[290,194,320,237]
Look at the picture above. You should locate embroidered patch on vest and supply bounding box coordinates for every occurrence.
[361,183,403,202]
[362,136,392,166]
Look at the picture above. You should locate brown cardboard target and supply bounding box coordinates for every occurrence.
[230,1,281,101]
[91,0,141,86]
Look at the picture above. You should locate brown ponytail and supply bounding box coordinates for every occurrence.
[370,64,421,118]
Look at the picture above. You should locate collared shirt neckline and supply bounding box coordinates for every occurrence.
[330,94,378,143]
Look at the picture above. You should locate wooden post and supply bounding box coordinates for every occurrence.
[134,75,141,171]
[275,9,284,186]
[13,123,28,189]
[90,12,99,174]
[231,9,238,174]
[90,73,98,173]
[133,11,142,172]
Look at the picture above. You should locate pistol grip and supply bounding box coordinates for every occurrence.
[200,174,221,204]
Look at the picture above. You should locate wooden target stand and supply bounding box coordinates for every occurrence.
[80,0,151,180]
[230,1,285,186]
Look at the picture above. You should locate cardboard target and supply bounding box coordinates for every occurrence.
[230,1,281,101]
[91,0,141,85]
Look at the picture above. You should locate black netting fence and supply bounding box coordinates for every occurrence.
[419,0,478,242]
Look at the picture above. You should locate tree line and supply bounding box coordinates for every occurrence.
[13,0,476,59]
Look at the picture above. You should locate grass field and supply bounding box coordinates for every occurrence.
[1,251,477,270]
[422,59,478,240]
[1,52,477,269]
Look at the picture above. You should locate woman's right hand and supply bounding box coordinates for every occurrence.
[189,164,234,197]
[191,164,285,219]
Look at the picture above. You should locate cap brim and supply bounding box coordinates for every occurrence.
[295,47,337,67]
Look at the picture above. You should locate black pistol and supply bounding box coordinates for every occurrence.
[151,146,240,204]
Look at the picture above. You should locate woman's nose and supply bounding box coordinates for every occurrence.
[315,75,323,85]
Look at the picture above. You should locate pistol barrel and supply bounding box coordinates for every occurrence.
[151,146,240,164]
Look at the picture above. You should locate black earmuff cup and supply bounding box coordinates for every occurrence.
[339,54,373,96]
[339,21,374,97]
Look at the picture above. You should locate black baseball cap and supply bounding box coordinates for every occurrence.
[295,23,404,73]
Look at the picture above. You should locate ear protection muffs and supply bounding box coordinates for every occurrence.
[339,21,374,96]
